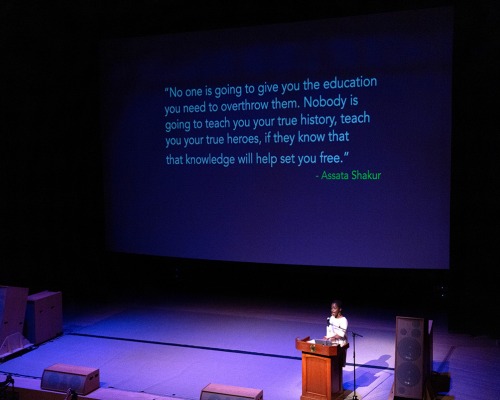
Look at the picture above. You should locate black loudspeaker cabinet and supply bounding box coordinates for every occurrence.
[41,363,100,395]
[0,285,29,356]
[24,290,63,345]
[0,286,29,338]
[394,316,433,399]
[200,383,263,400]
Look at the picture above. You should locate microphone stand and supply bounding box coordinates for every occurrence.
[351,331,363,400]
[328,319,361,398]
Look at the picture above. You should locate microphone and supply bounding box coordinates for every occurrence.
[326,316,331,325]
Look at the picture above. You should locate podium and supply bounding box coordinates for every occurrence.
[296,336,348,400]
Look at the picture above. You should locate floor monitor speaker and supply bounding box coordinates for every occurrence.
[41,363,100,395]
[394,316,433,399]
[200,383,263,400]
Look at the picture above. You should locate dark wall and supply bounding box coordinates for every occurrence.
[2,1,499,337]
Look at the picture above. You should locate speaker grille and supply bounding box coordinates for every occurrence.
[397,337,422,362]
[396,361,421,387]
[41,364,100,395]
[394,316,431,399]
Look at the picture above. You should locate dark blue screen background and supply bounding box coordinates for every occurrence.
[100,7,453,269]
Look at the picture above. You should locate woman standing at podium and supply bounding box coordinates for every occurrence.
[325,299,348,347]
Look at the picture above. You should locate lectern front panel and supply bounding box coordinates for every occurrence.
[303,354,331,398]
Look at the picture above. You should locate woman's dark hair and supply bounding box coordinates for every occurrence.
[332,299,343,309]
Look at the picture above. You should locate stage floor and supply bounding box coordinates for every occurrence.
[1,292,499,399]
